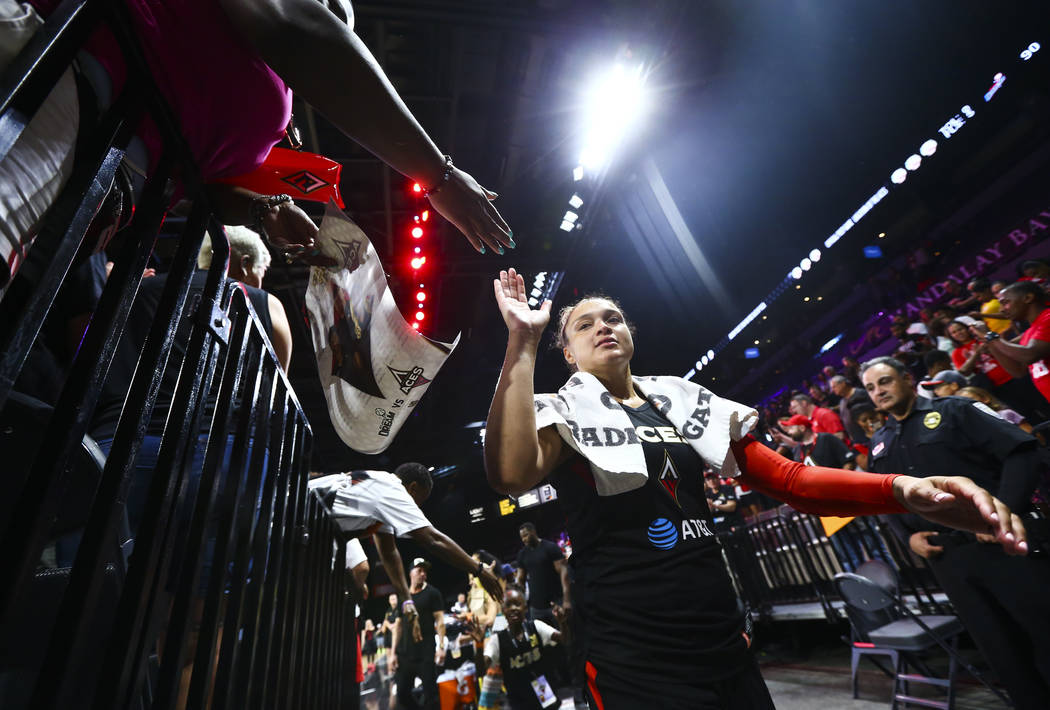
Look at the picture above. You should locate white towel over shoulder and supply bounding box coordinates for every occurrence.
[533,373,758,496]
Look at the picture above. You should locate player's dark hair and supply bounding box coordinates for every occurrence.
[518,522,537,534]
[503,583,527,598]
[553,294,637,372]
[394,462,432,494]
[791,393,814,405]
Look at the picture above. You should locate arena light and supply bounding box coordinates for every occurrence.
[573,165,584,181]
[919,139,937,157]
[809,248,821,262]
[415,311,425,321]
[412,322,419,330]
[412,183,422,194]
[559,220,575,232]
[701,355,709,366]
[727,302,767,341]
[563,211,578,224]
[904,154,921,171]
[791,266,804,280]
[412,226,424,238]
[819,333,844,354]
[528,297,538,307]
[695,360,703,370]
[421,210,430,221]
[531,288,542,298]
[824,218,855,249]
[707,349,714,361]
[568,194,584,209]
[744,348,760,359]
[800,258,812,271]
[410,256,427,270]
[891,168,908,184]
[578,63,648,171]
[416,291,426,302]
[534,272,546,286]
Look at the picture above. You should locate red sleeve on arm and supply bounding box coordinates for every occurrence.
[730,436,906,516]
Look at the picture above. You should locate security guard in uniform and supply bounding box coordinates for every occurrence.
[862,356,1050,709]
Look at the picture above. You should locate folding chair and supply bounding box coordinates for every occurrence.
[834,560,1010,709]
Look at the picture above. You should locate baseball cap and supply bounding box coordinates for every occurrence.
[780,414,812,428]
[411,557,431,571]
[919,370,967,390]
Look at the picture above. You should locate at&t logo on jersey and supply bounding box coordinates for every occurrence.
[648,518,678,549]
[647,517,716,550]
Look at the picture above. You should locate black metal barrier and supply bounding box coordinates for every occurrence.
[0,1,355,708]
[718,506,949,623]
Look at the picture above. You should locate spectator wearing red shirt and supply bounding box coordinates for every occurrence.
[979,281,1050,410]
[789,394,845,440]
[948,320,1012,388]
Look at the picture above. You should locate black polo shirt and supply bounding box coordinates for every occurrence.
[867,395,1036,533]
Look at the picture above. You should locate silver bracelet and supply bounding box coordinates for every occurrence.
[423,155,454,198]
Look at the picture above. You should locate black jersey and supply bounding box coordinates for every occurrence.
[550,402,748,684]
[496,621,557,710]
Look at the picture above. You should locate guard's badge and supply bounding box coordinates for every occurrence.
[923,412,942,429]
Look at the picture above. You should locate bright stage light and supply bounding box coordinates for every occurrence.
[573,165,584,181]
[578,63,648,171]
[415,311,425,321]
[905,154,921,171]
[800,258,812,271]
[728,302,767,341]
[809,249,821,262]
[919,139,937,157]
[701,355,709,366]
[791,266,804,280]
[412,226,424,238]
[564,211,578,223]
[531,288,542,298]
[707,349,714,360]
[416,291,426,302]
[891,168,907,184]
[569,194,584,209]
[559,220,575,232]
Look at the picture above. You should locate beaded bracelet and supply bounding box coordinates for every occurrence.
[422,155,454,198]
[250,193,293,245]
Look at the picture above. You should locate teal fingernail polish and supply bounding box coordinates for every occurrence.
[497,246,505,255]
[480,245,486,254]
[509,238,517,249]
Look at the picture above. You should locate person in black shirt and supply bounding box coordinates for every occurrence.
[863,356,1050,709]
[515,523,571,625]
[474,584,566,710]
[704,472,742,532]
[391,558,445,710]
[485,271,1028,710]
[378,593,398,656]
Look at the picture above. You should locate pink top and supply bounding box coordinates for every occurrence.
[32,0,292,181]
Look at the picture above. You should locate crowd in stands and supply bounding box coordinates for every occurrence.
[752,259,1050,496]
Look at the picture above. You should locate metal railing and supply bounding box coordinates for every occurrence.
[720,507,948,622]
[0,1,354,707]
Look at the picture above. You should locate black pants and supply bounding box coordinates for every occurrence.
[930,540,1050,710]
[394,653,438,710]
[584,654,774,710]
